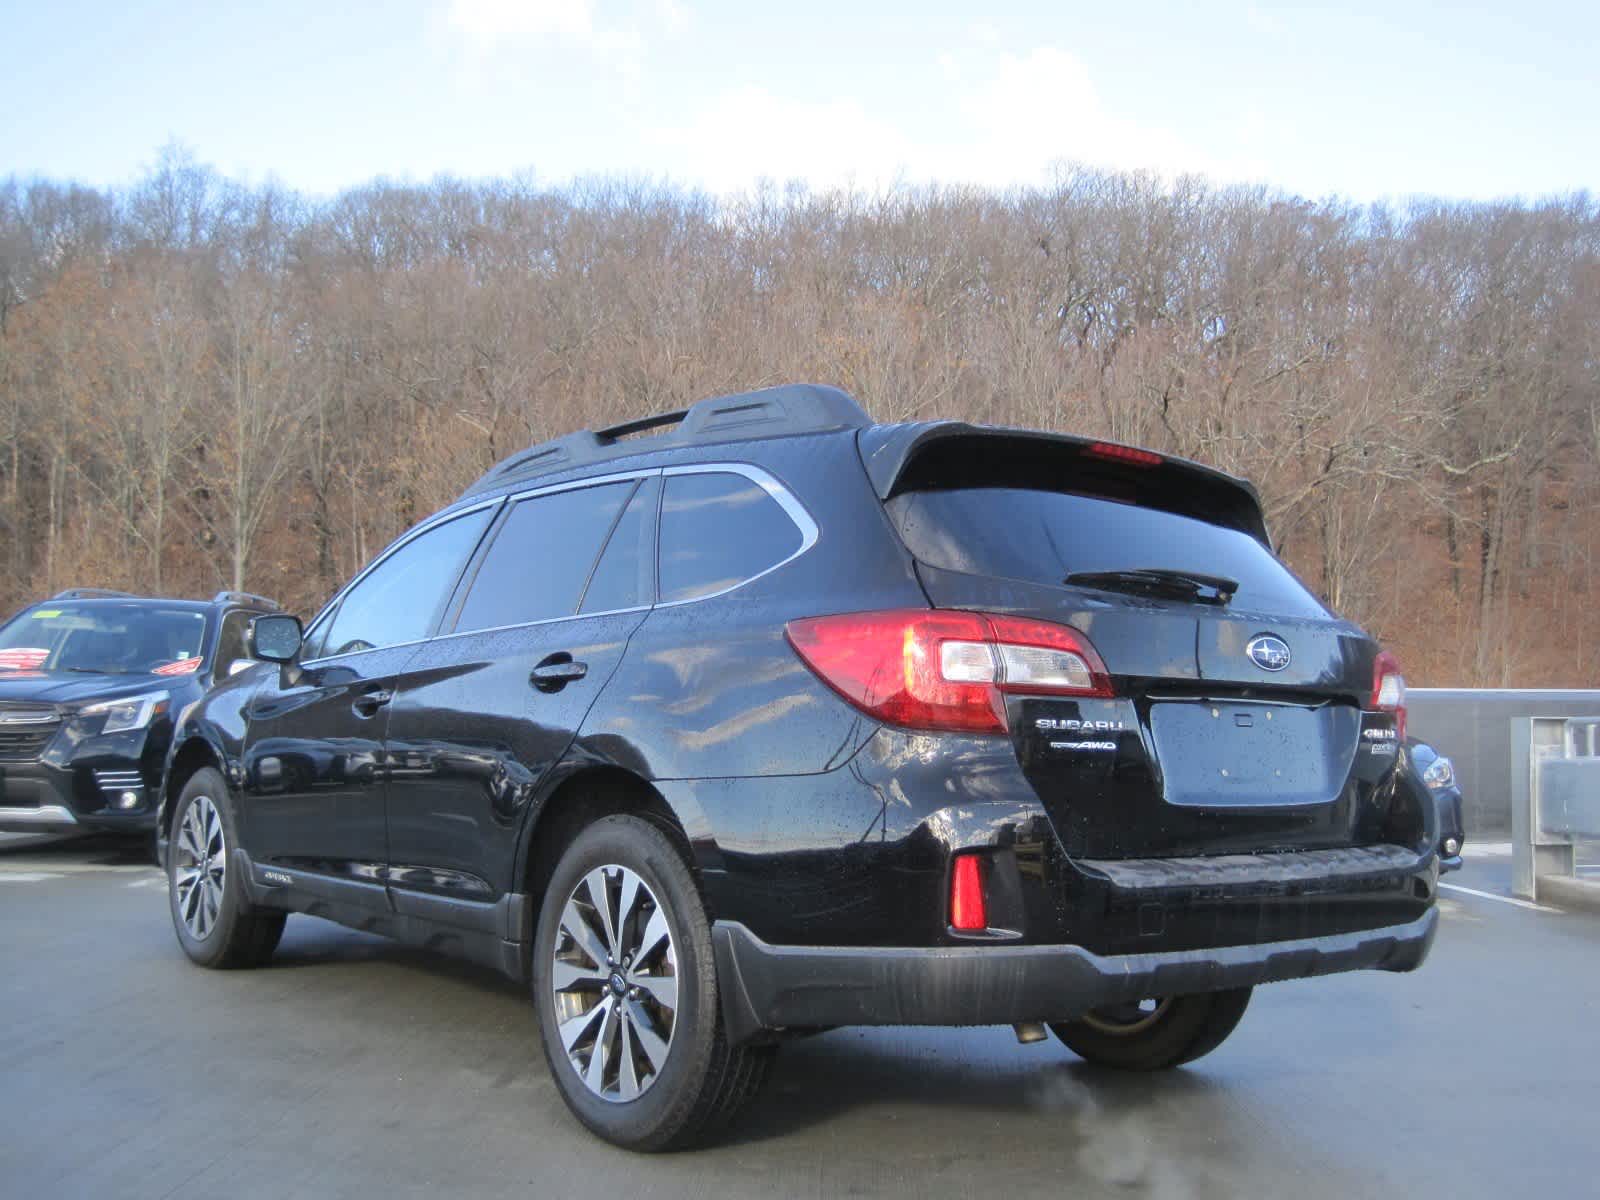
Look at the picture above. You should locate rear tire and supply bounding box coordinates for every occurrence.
[1049,987,1252,1071]
[532,813,774,1151]
[167,767,285,969]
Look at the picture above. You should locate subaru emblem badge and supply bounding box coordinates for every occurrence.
[1245,634,1291,672]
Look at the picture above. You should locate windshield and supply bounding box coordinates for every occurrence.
[886,486,1330,620]
[0,603,210,676]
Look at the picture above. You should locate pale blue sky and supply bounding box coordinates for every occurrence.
[3,0,1596,201]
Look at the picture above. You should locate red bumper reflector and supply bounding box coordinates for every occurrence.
[949,854,988,931]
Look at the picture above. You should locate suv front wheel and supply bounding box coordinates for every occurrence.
[167,767,285,969]
[532,813,774,1150]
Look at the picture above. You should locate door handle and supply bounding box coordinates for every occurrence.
[353,687,393,717]
[531,655,588,693]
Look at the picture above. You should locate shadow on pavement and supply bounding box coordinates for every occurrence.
[0,831,150,866]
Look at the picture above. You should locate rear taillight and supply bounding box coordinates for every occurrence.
[784,609,1113,735]
[949,853,988,931]
[1370,650,1407,739]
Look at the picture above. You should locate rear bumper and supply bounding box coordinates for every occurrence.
[713,906,1438,1043]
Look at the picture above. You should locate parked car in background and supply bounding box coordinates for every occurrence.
[0,589,280,851]
[161,384,1438,1151]
[1409,737,1464,871]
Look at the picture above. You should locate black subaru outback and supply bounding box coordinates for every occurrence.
[0,589,280,846]
[162,385,1437,1150]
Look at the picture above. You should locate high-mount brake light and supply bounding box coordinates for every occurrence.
[949,854,988,932]
[1085,441,1163,468]
[1370,650,1407,739]
[784,609,1114,735]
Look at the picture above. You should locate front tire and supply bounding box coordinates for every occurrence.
[1049,987,1252,1071]
[532,813,774,1151]
[167,767,285,969]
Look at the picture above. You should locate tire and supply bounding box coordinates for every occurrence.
[532,813,774,1151]
[1049,987,1252,1071]
[167,767,285,969]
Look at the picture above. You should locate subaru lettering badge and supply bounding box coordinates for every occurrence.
[1245,634,1291,672]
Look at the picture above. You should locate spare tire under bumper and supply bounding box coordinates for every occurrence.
[712,907,1438,1045]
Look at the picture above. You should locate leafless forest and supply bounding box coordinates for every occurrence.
[2,151,1596,685]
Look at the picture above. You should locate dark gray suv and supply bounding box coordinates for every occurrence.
[161,384,1438,1150]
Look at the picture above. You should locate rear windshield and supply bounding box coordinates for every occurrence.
[886,487,1329,619]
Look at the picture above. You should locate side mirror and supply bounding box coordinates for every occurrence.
[248,614,303,664]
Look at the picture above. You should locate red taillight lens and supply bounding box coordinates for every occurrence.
[784,609,1113,734]
[949,853,988,931]
[1085,441,1163,468]
[1370,650,1407,739]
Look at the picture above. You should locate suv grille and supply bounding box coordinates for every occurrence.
[0,706,62,762]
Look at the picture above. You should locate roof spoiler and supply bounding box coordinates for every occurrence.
[858,421,1271,544]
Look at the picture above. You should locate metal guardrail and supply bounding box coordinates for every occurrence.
[1511,716,1600,901]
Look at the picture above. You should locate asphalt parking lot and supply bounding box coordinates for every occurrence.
[3,834,1597,1199]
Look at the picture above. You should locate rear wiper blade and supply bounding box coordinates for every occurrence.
[1064,568,1239,605]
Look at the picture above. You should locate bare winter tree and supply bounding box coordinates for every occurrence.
[0,155,1596,683]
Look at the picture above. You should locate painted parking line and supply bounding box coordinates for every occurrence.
[0,861,152,875]
[0,872,64,883]
[1440,882,1561,913]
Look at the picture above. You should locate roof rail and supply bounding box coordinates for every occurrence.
[213,590,280,611]
[460,383,871,499]
[51,588,134,600]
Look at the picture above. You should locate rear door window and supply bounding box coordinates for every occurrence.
[658,471,804,603]
[455,481,636,632]
[887,487,1328,619]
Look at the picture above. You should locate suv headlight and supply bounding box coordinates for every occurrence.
[1421,755,1455,790]
[81,690,171,734]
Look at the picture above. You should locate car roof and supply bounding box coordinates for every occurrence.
[35,590,280,612]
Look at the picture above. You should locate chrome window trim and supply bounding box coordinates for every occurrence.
[654,462,819,608]
[502,467,658,506]
[298,461,816,666]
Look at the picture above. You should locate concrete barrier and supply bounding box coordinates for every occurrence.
[1407,689,1600,835]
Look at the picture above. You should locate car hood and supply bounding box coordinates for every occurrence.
[0,672,174,708]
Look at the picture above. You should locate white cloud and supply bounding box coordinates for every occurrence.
[957,47,1204,181]
[659,86,923,194]
[652,0,689,34]
[665,46,1266,196]
[447,0,595,38]
[444,0,646,84]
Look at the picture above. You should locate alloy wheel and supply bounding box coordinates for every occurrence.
[173,795,226,941]
[550,865,678,1102]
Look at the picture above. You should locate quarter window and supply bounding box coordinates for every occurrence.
[317,508,493,657]
[658,472,804,603]
[455,481,636,633]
